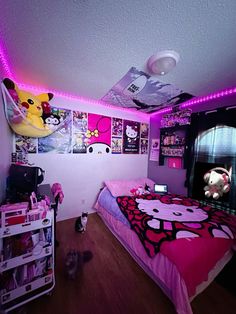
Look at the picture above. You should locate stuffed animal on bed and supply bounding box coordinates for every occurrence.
[130,186,144,196]
[130,184,151,197]
[203,168,230,200]
[3,78,53,130]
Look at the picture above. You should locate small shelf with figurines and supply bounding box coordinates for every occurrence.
[159,109,192,168]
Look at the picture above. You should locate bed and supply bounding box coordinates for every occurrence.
[94,178,236,314]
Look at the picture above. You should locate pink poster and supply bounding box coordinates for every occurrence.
[86,113,111,154]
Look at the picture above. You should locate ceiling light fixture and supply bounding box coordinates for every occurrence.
[147,50,180,75]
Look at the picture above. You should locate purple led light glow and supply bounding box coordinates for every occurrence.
[0,40,15,79]
[154,107,172,115]
[179,87,236,109]
[1,41,236,117]
[150,86,236,116]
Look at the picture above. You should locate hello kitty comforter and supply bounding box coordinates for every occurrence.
[116,193,236,296]
[116,193,236,257]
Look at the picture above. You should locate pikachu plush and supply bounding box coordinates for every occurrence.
[3,78,54,137]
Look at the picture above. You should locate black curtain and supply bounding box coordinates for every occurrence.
[185,106,236,212]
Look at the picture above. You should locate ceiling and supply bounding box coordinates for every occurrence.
[0,0,236,113]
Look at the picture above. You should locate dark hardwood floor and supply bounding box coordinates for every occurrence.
[14,213,236,314]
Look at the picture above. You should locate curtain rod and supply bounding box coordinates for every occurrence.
[205,110,217,115]
[226,105,236,110]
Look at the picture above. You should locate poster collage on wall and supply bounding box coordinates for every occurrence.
[14,107,149,155]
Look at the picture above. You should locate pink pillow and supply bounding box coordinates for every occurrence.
[105,178,155,197]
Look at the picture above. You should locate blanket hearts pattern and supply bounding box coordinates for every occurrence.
[116,193,236,257]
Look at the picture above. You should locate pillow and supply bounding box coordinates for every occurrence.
[104,178,155,197]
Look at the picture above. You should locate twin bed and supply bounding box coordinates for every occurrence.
[94,178,236,314]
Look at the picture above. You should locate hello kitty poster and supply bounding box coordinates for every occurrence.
[123,120,140,154]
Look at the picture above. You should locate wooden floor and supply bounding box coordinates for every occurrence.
[14,213,236,314]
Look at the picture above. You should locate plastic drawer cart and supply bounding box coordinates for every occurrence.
[0,200,55,313]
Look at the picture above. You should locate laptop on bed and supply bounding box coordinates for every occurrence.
[154,184,168,195]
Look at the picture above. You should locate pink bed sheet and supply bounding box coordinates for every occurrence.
[95,201,233,314]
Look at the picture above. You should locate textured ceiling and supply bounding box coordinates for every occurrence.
[0,0,236,104]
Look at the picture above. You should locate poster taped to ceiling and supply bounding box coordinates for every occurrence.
[101,67,193,113]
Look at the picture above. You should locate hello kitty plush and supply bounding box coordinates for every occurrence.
[130,186,144,196]
[203,168,230,200]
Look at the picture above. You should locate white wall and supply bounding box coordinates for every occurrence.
[0,68,12,203]
[27,94,150,221]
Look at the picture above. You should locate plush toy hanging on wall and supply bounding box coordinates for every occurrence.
[203,167,231,200]
[2,78,56,138]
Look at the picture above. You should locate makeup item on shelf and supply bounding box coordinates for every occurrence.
[0,238,3,262]
[23,264,28,284]
[26,263,35,284]
[11,152,17,163]
[43,228,52,245]
[34,258,47,278]
[30,192,39,210]
[171,134,175,145]
[39,228,46,243]
[31,232,40,247]
[15,265,25,286]
[31,231,43,255]
[3,237,13,260]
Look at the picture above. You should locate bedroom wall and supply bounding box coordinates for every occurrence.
[148,94,236,195]
[24,94,150,221]
[0,65,12,203]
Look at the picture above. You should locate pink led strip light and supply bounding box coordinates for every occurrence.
[180,87,236,109]
[0,41,15,79]
[1,41,236,116]
[150,86,236,116]
[0,43,148,119]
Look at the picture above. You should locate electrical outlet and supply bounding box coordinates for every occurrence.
[81,199,85,205]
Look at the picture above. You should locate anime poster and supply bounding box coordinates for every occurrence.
[73,111,88,132]
[140,139,148,154]
[72,132,88,153]
[140,123,149,139]
[15,135,37,153]
[150,138,160,161]
[102,67,193,113]
[86,113,111,154]
[123,120,140,154]
[38,109,72,154]
[112,118,123,137]
[112,137,123,154]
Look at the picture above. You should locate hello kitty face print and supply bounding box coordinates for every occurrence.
[123,120,140,154]
[136,199,208,222]
[116,193,236,257]
[136,198,209,236]
[126,125,138,139]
